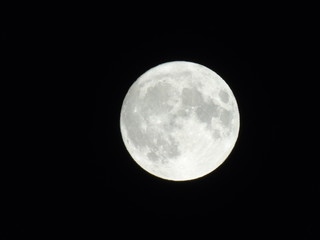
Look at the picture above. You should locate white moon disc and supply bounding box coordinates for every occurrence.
[120,61,240,181]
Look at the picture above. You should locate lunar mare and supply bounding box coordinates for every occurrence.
[120,61,240,181]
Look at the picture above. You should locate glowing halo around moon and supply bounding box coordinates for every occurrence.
[120,61,240,181]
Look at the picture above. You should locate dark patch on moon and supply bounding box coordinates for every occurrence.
[147,151,159,162]
[196,100,220,125]
[181,87,223,128]
[176,108,189,118]
[181,88,203,107]
[141,82,174,115]
[220,109,232,126]
[163,113,182,131]
[219,90,229,103]
[176,71,192,80]
[213,129,221,139]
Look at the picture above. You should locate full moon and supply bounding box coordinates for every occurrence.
[120,61,240,181]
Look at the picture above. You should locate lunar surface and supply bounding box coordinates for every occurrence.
[120,61,240,181]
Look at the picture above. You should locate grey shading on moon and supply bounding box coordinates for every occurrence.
[120,61,240,181]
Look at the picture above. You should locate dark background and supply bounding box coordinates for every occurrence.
[2,4,318,239]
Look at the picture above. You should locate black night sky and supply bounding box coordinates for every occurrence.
[2,5,318,239]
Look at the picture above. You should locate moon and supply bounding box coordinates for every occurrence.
[120,61,240,181]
